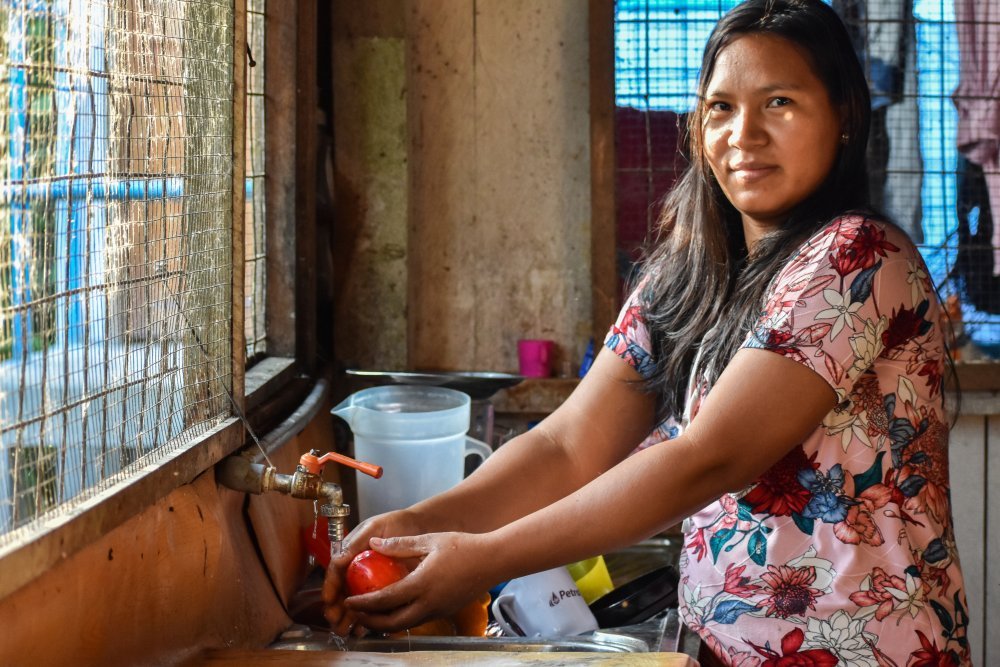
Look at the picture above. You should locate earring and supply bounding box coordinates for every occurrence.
[840,133,850,144]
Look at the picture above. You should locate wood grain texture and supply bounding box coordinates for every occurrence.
[331,3,409,371]
[404,0,478,371]
[986,416,1000,667]
[0,472,289,667]
[950,415,985,666]
[331,1,597,376]
[247,438,319,608]
[589,0,619,345]
[404,0,592,376]
[468,0,593,376]
[264,1,300,357]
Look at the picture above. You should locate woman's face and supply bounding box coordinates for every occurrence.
[702,33,842,240]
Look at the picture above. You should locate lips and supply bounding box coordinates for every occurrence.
[729,163,777,182]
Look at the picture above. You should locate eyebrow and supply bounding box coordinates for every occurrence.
[703,82,807,98]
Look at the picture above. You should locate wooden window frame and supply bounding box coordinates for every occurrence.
[0,0,321,601]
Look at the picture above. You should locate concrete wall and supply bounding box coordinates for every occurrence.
[332,0,594,377]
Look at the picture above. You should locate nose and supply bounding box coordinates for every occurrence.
[728,108,767,148]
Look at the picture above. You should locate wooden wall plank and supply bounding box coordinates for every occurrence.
[331,3,409,370]
[405,0,478,371]
[0,472,289,667]
[472,0,593,376]
[404,0,593,376]
[295,0,319,372]
[987,416,1000,666]
[589,0,619,346]
[264,0,299,357]
[247,436,317,607]
[333,1,596,375]
[950,414,985,665]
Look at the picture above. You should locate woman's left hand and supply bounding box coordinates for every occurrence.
[343,532,496,633]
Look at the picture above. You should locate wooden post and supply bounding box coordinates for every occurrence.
[590,0,618,342]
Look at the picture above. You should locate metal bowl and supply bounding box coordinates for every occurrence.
[345,370,525,400]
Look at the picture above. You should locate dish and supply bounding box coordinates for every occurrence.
[345,370,525,400]
[588,565,679,629]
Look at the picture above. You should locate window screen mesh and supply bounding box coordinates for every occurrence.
[615,0,1000,358]
[0,0,234,542]
[245,0,265,360]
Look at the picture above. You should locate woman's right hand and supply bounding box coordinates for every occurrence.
[321,509,424,636]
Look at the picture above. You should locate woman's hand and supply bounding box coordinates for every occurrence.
[321,509,424,635]
[343,532,496,633]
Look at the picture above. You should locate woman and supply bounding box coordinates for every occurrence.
[324,1,971,664]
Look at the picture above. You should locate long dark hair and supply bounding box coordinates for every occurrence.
[636,0,873,419]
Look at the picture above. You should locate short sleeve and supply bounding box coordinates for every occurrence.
[742,216,935,397]
[604,282,657,380]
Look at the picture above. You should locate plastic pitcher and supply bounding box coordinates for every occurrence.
[331,385,492,521]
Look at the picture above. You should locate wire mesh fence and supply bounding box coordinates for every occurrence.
[614,0,1000,358]
[245,0,266,361]
[0,0,234,542]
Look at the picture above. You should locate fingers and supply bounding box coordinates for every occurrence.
[321,564,343,604]
[369,535,429,560]
[324,603,361,638]
[353,602,430,634]
[332,514,403,567]
[323,600,346,627]
[344,579,411,613]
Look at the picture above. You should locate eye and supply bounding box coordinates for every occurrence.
[706,100,731,114]
[768,97,792,108]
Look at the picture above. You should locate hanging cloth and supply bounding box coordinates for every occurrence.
[954,0,1000,275]
[832,0,924,243]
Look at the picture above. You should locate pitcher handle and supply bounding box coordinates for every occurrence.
[464,436,493,463]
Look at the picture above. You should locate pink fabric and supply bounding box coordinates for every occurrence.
[606,216,970,666]
[954,0,1000,274]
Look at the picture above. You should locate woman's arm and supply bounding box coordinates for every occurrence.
[324,346,657,634]
[346,347,838,631]
[385,346,660,535]
[487,348,838,576]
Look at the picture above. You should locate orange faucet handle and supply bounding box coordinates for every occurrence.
[299,450,383,479]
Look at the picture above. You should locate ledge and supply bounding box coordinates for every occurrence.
[493,377,580,414]
[953,360,1000,392]
[492,361,1000,418]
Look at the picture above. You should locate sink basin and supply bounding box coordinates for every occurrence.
[276,537,685,655]
[269,629,650,653]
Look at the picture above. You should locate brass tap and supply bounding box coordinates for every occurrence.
[218,449,383,549]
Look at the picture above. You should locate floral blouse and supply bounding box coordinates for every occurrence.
[605,216,971,666]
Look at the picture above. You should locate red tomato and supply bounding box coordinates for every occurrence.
[345,549,408,596]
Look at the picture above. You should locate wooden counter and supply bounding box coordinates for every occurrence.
[184,649,698,666]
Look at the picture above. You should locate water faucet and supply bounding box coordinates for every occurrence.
[218,449,382,547]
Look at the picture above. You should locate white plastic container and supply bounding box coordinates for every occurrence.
[331,385,492,521]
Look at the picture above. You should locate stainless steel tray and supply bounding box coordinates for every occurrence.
[269,631,650,653]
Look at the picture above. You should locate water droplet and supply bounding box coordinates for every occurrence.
[326,632,348,651]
